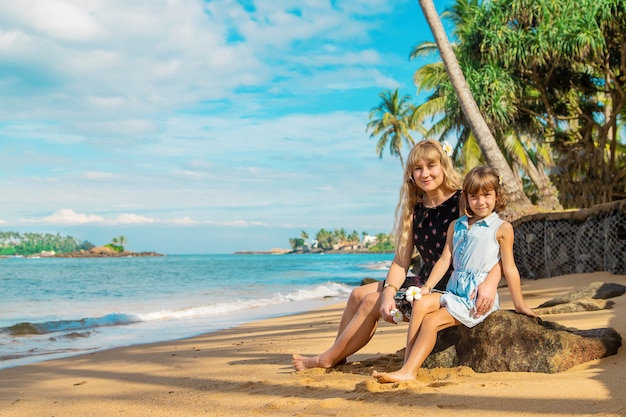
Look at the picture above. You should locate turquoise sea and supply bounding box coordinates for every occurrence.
[0,253,393,369]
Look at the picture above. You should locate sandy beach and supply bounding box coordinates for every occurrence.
[1,271,625,417]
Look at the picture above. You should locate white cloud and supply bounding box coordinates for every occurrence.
[39,209,105,225]
[168,217,196,225]
[113,214,156,224]
[220,220,269,227]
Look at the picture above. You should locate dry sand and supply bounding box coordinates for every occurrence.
[1,271,625,417]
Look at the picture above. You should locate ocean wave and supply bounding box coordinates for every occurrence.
[137,282,353,321]
[361,260,392,271]
[1,313,140,336]
[2,282,353,337]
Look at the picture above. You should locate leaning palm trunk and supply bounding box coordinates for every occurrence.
[418,0,533,215]
[520,157,562,210]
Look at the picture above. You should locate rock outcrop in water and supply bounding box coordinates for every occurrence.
[52,246,164,258]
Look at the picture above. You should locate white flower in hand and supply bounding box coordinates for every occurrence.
[390,309,403,324]
[405,286,422,302]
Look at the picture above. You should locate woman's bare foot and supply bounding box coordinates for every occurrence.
[372,370,414,383]
[292,354,326,371]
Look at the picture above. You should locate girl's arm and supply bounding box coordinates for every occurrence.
[422,221,455,293]
[473,262,501,316]
[497,222,536,317]
[379,226,413,323]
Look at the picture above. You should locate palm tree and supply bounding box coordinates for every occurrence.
[417,0,533,214]
[366,88,419,168]
[315,228,334,250]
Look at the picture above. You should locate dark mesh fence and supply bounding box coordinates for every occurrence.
[512,200,626,279]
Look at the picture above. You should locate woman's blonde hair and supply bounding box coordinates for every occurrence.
[393,139,462,256]
[459,166,507,217]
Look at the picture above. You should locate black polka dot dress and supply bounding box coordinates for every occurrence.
[411,190,461,291]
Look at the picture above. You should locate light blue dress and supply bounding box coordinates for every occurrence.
[439,212,504,327]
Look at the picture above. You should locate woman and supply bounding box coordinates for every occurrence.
[292,140,501,370]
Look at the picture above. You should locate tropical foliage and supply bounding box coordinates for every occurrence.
[105,236,128,253]
[368,233,395,252]
[289,237,305,250]
[0,231,94,256]
[377,0,626,210]
[448,0,626,208]
[288,229,394,252]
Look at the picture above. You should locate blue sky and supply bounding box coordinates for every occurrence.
[0,0,452,254]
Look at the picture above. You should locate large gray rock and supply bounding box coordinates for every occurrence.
[339,281,623,374]
[346,310,621,374]
[451,310,620,373]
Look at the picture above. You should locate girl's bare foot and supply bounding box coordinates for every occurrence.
[372,370,414,383]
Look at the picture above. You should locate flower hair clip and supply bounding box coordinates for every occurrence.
[442,141,453,157]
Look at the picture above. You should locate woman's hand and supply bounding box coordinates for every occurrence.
[379,291,398,324]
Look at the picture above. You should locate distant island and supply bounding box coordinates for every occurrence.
[51,246,164,258]
[235,229,395,255]
[0,231,163,258]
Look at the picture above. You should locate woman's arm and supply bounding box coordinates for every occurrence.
[379,229,413,323]
[498,222,536,317]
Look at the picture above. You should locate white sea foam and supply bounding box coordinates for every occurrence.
[136,282,353,321]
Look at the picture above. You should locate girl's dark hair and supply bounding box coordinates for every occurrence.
[460,166,506,216]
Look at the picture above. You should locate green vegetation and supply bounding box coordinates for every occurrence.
[370,0,626,211]
[289,229,394,252]
[105,236,128,253]
[0,231,94,256]
[368,233,395,252]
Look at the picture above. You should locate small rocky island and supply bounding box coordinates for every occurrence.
[50,246,164,258]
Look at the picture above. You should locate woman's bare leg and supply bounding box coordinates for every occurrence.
[336,281,381,338]
[373,308,458,383]
[293,290,383,370]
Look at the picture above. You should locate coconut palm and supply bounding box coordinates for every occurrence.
[366,88,419,168]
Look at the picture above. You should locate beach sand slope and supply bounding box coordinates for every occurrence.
[1,272,625,417]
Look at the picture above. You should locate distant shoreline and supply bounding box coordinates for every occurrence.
[52,250,164,258]
[233,248,393,255]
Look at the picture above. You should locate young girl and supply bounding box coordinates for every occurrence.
[373,166,536,383]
